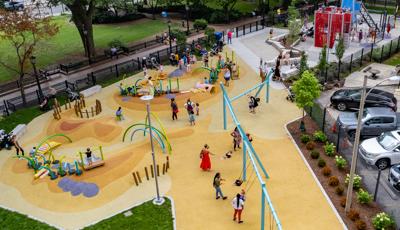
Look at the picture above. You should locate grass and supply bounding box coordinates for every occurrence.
[0,16,171,83]
[0,198,173,230]
[383,52,400,66]
[0,207,56,230]
[365,4,396,14]
[0,106,45,133]
[206,0,258,14]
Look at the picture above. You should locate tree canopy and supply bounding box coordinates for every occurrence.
[292,70,321,117]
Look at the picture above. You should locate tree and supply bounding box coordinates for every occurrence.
[318,45,328,81]
[292,70,321,118]
[217,0,238,23]
[0,9,59,105]
[171,29,187,51]
[335,37,345,81]
[48,0,97,60]
[287,0,301,42]
[299,51,308,76]
[147,0,162,20]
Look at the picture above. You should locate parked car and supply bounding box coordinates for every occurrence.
[359,130,400,169]
[330,88,397,111]
[388,164,400,191]
[4,0,24,10]
[336,107,400,140]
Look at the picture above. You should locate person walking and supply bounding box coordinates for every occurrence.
[213,172,228,200]
[171,98,178,120]
[231,127,242,151]
[224,68,231,86]
[227,30,233,44]
[12,135,24,157]
[189,111,196,126]
[184,99,194,115]
[273,54,281,81]
[200,144,213,171]
[116,107,124,121]
[358,29,363,43]
[195,103,200,116]
[232,193,245,223]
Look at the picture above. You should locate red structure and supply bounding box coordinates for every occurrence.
[314,7,352,48]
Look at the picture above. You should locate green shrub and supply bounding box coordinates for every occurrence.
[108,39,125,49]
[317,158,326,168]
[193,19,208,30]
[205,27,216,46]
[322,166,331,177]
[356,189,373,205]
[335,155,347,170]
[345,174,362,189]
[301,134,311,143]
[335,186,344,196]
[313,131,327,143]
[324,142,336,157]
[306,141,316,150]
[328,176,339,187]
[372,212,395,230]
[310,150,319,159]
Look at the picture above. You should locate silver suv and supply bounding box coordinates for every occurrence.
[4,0,24,10]
[388,164,400,191]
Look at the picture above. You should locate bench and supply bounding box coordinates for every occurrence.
[10,124,26,140]
[281,66,299,80]
[80,85,102,98]
[83,160,105,170]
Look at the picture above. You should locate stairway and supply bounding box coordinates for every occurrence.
[360,2,380,32]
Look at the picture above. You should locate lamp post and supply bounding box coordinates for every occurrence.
[262,0,266,26]
[345,75,400,212]
[141,95,165,205]
[185,5,190,35]
[83,29,91,64]
[168,20,172,53]
[30,56,43,100]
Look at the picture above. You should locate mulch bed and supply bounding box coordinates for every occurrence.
[287,116,384,230]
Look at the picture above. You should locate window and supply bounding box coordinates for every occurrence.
[366,118,382,124]
[382,117,395,123]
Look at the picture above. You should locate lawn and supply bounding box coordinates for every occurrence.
[0,16,171,83]
[206,0,258,14]
[0,106,45,133]
[383,52,400,66]
[0,198,173,230]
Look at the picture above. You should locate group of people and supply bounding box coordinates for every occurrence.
[169,51,197,72]
[170,98,200,126]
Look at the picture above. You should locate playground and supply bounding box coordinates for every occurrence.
[0,42,345,229]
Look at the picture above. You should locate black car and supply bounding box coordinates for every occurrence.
[330,88,397,111]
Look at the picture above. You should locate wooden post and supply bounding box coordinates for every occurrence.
[91,107,94,117]
[166,156,170,169]
[81,97,86,107]
[150,165,154,178]
[64,103,67,110]
[132,172,139,186]
[136,171,142,183]
[145,167,149,180]
[157,164,160,177]
[85,109,89,118]
[79,109,83,118]
[74,105,79,117]
[162,163,166,175]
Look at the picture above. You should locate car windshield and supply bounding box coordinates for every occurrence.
[377,132,400,150]
[355,109,369,119]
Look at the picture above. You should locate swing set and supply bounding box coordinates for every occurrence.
[220,71,282,230]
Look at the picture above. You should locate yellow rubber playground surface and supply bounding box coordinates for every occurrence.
[0,48,344,229]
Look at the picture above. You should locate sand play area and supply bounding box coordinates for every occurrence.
[0,47,345,229]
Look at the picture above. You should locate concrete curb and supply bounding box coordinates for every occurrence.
[284,117,348,230]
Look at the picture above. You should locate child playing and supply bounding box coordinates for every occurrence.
[189,111,196,126]
[116,107,124,121]
[85,147,93,166]
[195,103,200,116]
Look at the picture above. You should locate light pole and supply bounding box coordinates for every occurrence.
[141,95,165,205]
[83,29,91,64]
[168,20,172,53]
[262,0,266,26]
[345,75,400,212]
[30,56,43,100]
[185,5,190,35]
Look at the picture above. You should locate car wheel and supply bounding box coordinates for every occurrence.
[337,102,347,111]
[394,183,400,191]
[348,130,356,140]
[376,158,390,170]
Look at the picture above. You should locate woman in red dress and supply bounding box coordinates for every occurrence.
[200,144,213,171]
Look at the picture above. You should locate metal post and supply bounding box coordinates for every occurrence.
[345,75,368,212]
[336,123,341,153]
[380,45,384,63]
[350,54,353,72]
[256,21,259,31]
[373,169,382,201]
[370,43,374,62]
[322,107,327,133]
[360,48,364,67]
[185,5,190,35]
[243,144,247,181]
[223,94,227,130]
[3,100,9,116]
[397,36,400,52]
[168,21,172,53]
[236,27,239,38]
[243,25,245,36]
[261,184,266,230]
[389,40,393,56]
[266,79,270,103]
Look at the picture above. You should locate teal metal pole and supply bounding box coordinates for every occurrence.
[159,80,163,91]
[261,184,266,230]
[266,80,269,103]
[169,79,172,92]
[177,78,180,91]
[223,94,227,130]
[243,144,247,181]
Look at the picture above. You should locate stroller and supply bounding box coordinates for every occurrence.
[0,130,12,150]
[286,86,295,102]
[66,88,80,101]
[150,56,160,70]
[209,44,219,56]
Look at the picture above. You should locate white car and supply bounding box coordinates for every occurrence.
[388,164,400,191]
[359,130,400,169]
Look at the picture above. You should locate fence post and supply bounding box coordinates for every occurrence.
[65,80,68,89]
[337,60,341,80]
[389,40,393,57]
[397,36,400,52]
[380,45,384,63]
[370,43,374,62]
[322,107,327,133]
[324,66,328,83]
[115,65,119,78]
[243,25,245,36]
[336,124,341,153]
[250,23,252,33]
[157,51,160,61]
[144,41,147,48]
[360,48,364,67]
[3,100,9,116]
[349,54,353,72]
[91,72,96,85]
[256,21,258,31]
[137,57,141,70]
[236,27,239,38]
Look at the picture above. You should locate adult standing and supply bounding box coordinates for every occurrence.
[12,135,24,157]
[274,54,281,81]
[200,144,213,171]
[224,68,231,86]
[358,29,363,43]
[170,98,178,120]
[231,127,242,151]
[184,98,194,115]
[213,172,228,200]
[227,30,233,44]
[232,193,245,223]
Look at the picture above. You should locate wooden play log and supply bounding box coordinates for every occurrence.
[162,163,166,175]
[157,164,160,177]
[136,171,142,183]
[132,172,139,186]
[150,165,154,178]
[85,109,89,118]
[145,167,149,180]
[166,156,170,169]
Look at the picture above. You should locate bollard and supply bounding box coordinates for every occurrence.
[145,167,149,180]
[132,172,139,186]
[162,163,166,175]
[136,171,142,183]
